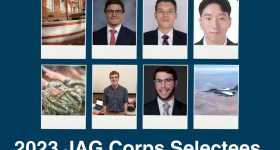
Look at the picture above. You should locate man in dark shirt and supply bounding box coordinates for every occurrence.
[103,71,128,115]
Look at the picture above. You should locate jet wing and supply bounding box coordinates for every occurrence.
[221,91,233,96]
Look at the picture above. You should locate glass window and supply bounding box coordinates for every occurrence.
[47,0,54,12]
[68,3,71,14]
[60,0,64,13]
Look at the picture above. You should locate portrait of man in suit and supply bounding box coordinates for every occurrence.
[195,0,237,45]
[92,0,136,45]
[144,66,187,115]
[144,0,187,45]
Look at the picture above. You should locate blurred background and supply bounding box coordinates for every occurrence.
[42,65,86,116]
[92,0,136,32]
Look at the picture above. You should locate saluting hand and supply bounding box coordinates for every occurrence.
[42,66,66,82]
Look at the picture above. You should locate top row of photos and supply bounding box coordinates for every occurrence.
[41,0,239,59]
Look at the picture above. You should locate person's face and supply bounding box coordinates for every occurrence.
[154,71,178,101]
[104,4,125,28]
[110,74,119,86]
[154,2,178,31]
[199,3,232,45]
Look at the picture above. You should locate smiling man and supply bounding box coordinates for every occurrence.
[103,71,128,115]
[144,66,187,115]
[195,0,237,45]
[144,0,187,45]
[93,0,136,45]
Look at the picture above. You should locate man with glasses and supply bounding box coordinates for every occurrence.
[93,0,136,45]
[103,71,128,115]
[144,66,187,115]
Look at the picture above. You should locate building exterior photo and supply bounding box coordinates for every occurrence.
[42,0,86,45]
[42,0,85,21]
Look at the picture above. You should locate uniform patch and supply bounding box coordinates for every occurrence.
[48,87,60,96]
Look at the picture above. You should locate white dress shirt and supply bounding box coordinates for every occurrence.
[203,37,227,45]
[157,96,175,116]
[158,28,174,45]
[107,24,121,45]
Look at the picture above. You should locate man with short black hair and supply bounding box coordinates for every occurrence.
[93,0,136,45]
[103,71,128,115]
[195,0,237,45]
[144,66,187,115]
[144,0,187,45]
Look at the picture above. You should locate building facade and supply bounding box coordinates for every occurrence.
[42,0,85,21]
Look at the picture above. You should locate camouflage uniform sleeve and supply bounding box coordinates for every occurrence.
[42,81,82,115]
[63,77,86,101]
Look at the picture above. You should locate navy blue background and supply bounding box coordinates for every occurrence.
[2,0,278,149]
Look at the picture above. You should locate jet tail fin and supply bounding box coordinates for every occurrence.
[232,85,238,90]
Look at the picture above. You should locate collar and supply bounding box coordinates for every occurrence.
[107,24,121,33]
[110,84,119,90]
[203,37,227,45]
[158,28,174,40]
[157,96,175,109]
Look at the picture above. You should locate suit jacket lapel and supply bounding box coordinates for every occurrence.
[101,26,108,45]
[197,37,204,45]
[116,25,125,45]
[173,29,179,45]
[150,29,158,45]
[149,98,160,115]
[172,99,183,115]
[226,38,236,45]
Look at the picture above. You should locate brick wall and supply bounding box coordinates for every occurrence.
[71,13,83,18]
[42,0,85,21]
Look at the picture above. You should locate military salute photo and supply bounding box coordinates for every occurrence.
[41,65,86,129]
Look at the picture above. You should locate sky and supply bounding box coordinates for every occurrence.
[195,65,239,74]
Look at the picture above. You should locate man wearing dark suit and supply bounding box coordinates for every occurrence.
[144,0,187,45]
[92,0,136,45]
[144,66,187,115]
[194,37,237,45]
[195,0,237,45]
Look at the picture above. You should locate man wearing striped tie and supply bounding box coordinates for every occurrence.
[144,0,187,45]
[144,66,187,115]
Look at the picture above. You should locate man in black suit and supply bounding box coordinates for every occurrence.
[195,0,237,45]
[144,66,187,115]
[144,0,187,45]
[93,0,136,45]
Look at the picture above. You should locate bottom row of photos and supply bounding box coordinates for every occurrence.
[41,65,238,129]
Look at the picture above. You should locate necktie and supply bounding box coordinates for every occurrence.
[110,29,116,45]
[162,35,169,45]
[162,103,170,115]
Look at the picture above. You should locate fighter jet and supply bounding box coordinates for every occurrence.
[204,85,238,97]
